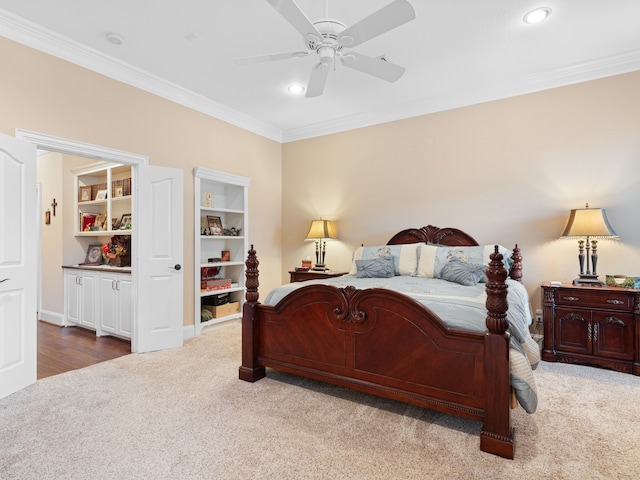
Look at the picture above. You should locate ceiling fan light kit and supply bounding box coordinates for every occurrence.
[236,0,416,98]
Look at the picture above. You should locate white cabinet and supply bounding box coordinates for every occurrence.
[74,162,133,237]
[63,267,132,340]
[98,271,133,339]
[64,269,98,329]
[194,167,249,334]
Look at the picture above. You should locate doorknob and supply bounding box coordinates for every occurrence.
[172,264,182,271]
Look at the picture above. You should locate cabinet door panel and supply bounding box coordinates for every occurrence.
[118,276,133,338]
[99,276,118,334]
[593,312,634,360]
[65,273,80,325]
[556,308,591,354]
[81,274,97,328]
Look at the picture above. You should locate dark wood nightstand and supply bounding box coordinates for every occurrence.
[289,270,347,283]
[541,283,639,375]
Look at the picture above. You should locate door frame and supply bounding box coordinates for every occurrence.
[15,129,148,351]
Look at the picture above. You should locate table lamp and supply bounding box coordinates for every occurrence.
[560,203,619,286]
[305,219,337,271]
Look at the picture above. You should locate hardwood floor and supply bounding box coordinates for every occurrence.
[37,321,131,379]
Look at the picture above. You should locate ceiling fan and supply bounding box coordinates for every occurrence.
[235,0,416,98]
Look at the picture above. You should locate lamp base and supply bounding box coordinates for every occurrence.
[311,264,328,271]
[573,274,605,287]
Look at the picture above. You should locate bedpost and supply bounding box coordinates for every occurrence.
[480,245,515,459]
[238,245,266,382]
[509,244,523,282]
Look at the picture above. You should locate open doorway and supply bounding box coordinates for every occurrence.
[36,149,135,377]
[18,128,184,356]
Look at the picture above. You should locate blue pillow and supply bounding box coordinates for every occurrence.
[437,257,486,286]
[355,256,395,278]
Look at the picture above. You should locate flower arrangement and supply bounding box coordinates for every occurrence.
[102,235,130,262]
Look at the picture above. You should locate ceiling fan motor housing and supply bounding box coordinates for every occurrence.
[307,19,346,51]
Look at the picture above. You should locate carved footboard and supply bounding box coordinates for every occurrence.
[239,245,514,459]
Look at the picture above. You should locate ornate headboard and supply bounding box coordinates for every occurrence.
[387,225,479,246]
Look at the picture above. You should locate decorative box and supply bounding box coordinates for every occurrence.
[605,275,640,289]
[203,302,240,318]
[202,293,229,306]
[200,278,231,291]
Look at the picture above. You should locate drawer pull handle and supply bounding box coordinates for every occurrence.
[562,296,579,302]
[607,299,625,305]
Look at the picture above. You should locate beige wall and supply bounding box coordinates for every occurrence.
[37,152,64,320]
[1,37,283,329]
[282,71,640,309]
[5,34,640,326]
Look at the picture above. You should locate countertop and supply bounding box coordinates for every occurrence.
[62,264,132,273]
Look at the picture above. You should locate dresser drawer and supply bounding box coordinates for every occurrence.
[554,288,634,311]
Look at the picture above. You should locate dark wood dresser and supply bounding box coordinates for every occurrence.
[541,283,640,375]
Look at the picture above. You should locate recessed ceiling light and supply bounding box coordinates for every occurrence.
[287,84,305,95]
[105,32,124,45]
[523,7,552,24]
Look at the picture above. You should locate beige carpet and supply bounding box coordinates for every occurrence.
[1,321,639,480]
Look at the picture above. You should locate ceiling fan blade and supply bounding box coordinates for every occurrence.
[305,62,330,98]
[337,0,416,48]
[266,0,323,45]
[340,52,405,82]
[234,51,310,65]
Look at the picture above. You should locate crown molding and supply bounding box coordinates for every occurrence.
[0,9,283,142]
[282,49,640,142]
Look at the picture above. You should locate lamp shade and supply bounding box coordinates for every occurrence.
[305,220,337,240]
[560,207,619,239]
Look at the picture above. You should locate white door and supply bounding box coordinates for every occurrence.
[0,133,37,399]
[134,165,183,353]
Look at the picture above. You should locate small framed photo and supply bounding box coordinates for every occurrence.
[114,186,124,197]
[95,189,108,200]
[119,213,132,230]
[82,243,103,265]
[207,215,223,236]
[78,186,91,202]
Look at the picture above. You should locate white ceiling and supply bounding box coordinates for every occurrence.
[1,0,639,143]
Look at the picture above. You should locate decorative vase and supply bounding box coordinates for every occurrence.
[107,253,131,267]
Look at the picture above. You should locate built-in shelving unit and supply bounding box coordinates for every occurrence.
[74,162,133,237]
[194,167,249,334]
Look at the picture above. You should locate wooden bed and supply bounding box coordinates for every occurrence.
[239,225,524,459]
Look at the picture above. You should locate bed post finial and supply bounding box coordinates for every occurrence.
[245,244,259,303]
[485,245,508,334]
[509,244,523,282]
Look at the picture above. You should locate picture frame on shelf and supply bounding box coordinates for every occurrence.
[82,243,103,265]
[95,189,108,200]
[94,214,106,231]
[80,212,97,231]
[78,186,91,202]
[119,213,132,230]
[207,215,223,236]
[114,186,124,197]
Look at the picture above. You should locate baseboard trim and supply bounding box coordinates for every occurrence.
[39,310,64,326]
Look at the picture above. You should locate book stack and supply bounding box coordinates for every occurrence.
[201,278,231,291]
[111,177,132,197]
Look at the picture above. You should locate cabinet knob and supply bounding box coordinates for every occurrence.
[172,264,182,271]
[607,299,624,305]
